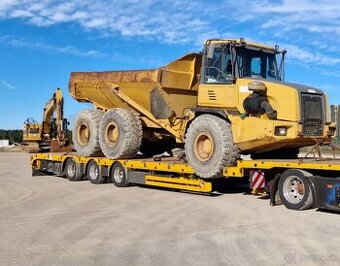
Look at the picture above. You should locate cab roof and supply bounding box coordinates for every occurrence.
[205,39,277,52]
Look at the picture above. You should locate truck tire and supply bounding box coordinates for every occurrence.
[110,162,130,187]
[86,160,106,184]
[128,111,143,157]
[73,109,103,156]
[185,114,239,179]
[278,169,314,210]
[64,158,83,181]
[99,108,142,159]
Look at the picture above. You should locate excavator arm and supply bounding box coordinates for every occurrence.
[23,88,71,152]
[41,88,65,140]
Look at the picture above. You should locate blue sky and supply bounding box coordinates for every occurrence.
[0,0,339,129]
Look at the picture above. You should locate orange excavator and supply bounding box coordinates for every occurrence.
[23,88,72,152]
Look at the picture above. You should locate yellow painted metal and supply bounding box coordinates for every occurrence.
[120,159,194,174]
[198,83,238,109]
[205,39,276,52]
[237,159,340,172]
[145,175,212,192]
[23,121,41,142]
[32,153,340,179]
[31,153,195,174]
[225,158,340,177]
[112,86,182,140]
[32,153,340,195]
[69,53,201,117]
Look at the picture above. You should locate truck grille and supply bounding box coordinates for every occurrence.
[301,93,324,136]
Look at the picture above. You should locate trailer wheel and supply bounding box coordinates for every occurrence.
[185,114,239,179]
[64,158,83,181]
[86,160,106,184]
[278,169,314,210]
[110,162,130,187]
[73,109,103,156]
[99,108,142,159]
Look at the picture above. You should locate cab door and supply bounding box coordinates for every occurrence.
[198,43,239,109]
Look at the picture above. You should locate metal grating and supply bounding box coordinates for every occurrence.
[301,93,324,136]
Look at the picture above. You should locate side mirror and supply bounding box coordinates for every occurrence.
[207,44,215,59]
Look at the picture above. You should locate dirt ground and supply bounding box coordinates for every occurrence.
[0,152,339,266]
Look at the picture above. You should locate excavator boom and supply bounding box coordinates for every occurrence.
[23,88,71,152]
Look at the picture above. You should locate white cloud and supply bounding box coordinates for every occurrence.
[0,35,104,57]
[283,44,340,65]
[0,0,339,69]
[0,79,16,90]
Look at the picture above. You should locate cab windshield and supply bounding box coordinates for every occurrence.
[203,44,282,84]
[235,47,280,81]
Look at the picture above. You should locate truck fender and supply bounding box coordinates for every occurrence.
[270,174,282,206]
[193,107,228,120]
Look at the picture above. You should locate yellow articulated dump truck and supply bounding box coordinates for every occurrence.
[69,38,335,178]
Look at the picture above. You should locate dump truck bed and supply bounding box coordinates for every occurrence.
[68,53,202,114]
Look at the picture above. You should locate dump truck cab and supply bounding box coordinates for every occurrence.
[201,39,283,84]
[196,39,333,157]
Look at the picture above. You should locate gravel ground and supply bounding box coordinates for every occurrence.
[0,152,339,266]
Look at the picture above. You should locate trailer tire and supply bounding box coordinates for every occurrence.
[73,109,103,156]
[99,108,142,159]
[110,162,130,187]
[185,114,239,179]
[64,158,83,181]
[278,169,314,210]
[86,160,106,184]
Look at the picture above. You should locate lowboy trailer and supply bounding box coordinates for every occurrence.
[31,153,340,212]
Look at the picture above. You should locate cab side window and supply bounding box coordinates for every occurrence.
[205,46,232,84]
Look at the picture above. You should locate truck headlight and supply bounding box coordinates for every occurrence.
[275,126,287,136]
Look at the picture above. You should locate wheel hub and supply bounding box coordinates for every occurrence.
[67,161,76,178]
[193,132,214,161]
[283,175,305,204]
[78,122,90,145]
[113,167,124,183]
[89,164,99,180]
[105,122,119,146]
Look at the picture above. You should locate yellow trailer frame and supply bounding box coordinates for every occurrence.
[31,153,340,193]
[31,153,340,212]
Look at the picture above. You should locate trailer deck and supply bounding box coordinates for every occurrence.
[31,153,340,212]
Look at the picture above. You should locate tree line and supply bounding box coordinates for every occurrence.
[0,129,23,144]
[0,129,73,145]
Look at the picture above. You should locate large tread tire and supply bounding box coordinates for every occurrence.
[73,109,103,156]
[99,108,142,159]
[126,110,143,157]
[185,115,239,179]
